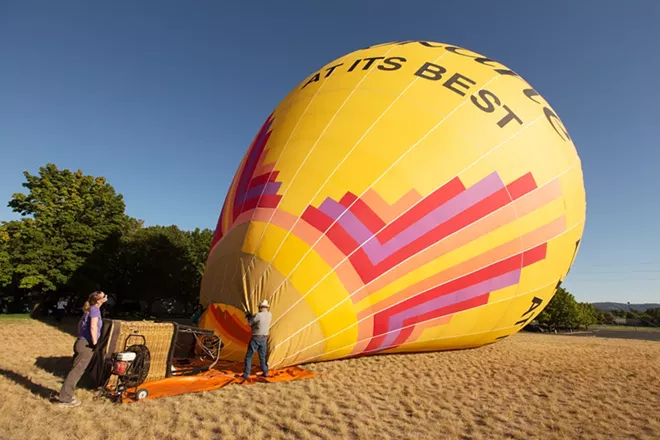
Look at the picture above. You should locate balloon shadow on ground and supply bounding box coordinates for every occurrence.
[0,367,58,399]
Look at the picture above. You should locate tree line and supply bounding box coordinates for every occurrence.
[0,164,213,317]
[3,164,659,329]
[529,286,660,331]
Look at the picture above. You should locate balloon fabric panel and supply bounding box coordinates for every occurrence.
[199,41,586,369]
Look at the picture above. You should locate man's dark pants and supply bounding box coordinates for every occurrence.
[59,338,94,402]
[244,335,268,377]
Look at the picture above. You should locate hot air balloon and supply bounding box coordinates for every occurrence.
[199,41,586,370]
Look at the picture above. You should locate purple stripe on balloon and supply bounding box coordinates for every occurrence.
[319,199,373,243]
[318,172,504,265]
[240,182,282,203]
[237,118,273,195]
[378,269,521,349]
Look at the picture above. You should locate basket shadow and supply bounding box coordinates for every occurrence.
[0,367,59,399]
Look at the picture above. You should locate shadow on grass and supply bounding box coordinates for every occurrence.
[30,316,80,338]
[33,356,97,390]
[0,367,58,399]
[35,356,72,379]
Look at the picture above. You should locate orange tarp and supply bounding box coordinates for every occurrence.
[121,361,316,403]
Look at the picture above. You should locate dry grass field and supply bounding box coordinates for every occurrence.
[0,317,658,440]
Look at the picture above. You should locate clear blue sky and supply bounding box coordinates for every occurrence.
[1,1,659,304]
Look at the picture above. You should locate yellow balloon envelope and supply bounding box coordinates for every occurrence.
[200,41,586,369]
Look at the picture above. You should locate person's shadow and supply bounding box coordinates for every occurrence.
[0,355,100,400]
[35,356,71,378]
[34,356,97,389]
[0,368,58,399]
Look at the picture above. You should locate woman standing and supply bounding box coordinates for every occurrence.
[56,290,107,407]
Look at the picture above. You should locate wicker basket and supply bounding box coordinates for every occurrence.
[102,319,176,383]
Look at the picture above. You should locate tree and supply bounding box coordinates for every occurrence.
[113,226,213,315]
[602,312,616,325]
[647,308,660,326]
[0,224,12,288]
[1,163,217,317]
[537,287,580,331]
[6,164,128,293]
[592,307,606,325]
[576,302,598,330]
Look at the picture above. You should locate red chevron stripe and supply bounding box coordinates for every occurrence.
[211,194,231,247]
[248,171,280,189]
[303,206,360,256]
[377,177,465,243]
[347,173,538,283]
[210,306,251,344]
[340,193,387,234]
[371,243,547,337]
[389,293,490,349]
[235,195,282,218]
[401,293,490,334]
[507,172,536,199]
[235,121,272,198]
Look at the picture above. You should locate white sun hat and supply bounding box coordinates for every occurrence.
[259,300,270,308]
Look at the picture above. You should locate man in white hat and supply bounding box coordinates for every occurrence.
[242,299,272,380]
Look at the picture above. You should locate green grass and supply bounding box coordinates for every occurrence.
[0,314,31,321]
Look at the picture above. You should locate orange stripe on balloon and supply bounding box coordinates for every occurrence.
[203,306,248,349]
[356,215,565,320]
[403,315,452,345]
[253,162,276,177]
[351,178,563,303]
[351,315,375,355]
[231,208,364,295]
[362,189,421,224]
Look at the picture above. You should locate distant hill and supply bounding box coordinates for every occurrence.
[592,302,660,312]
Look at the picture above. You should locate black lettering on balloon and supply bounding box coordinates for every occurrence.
[325,63,343,78]
[515,296,544,326]
[523,88,571,142]
[442,72,476,97]
[470,89,500,113]
[445,46,480,58]
[544,107,571,141]
[362,57,385,70]
[418,41,444,48]
[523,88,542,104]
[347,59,362,72]
[566,240,581,274]
[445,47,518,76]
[474,57,518,77]
[414,62,447,81]
[497,105,523,128]
[378,57,406,71]
[301,73,321,89]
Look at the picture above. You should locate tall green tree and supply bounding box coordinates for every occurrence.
[576,302,598,330]
[0,224,12,288]
[7,164,128,293]
[113,226,213,313]
[537,287,580,331]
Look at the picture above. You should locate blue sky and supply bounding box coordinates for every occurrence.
[1,1,659,303]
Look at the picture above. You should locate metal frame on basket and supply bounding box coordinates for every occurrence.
[167,324,222,377]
